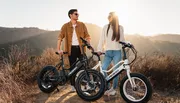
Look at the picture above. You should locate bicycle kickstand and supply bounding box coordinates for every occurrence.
[56,87,59,92]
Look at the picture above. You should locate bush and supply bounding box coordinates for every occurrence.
[132,53,180,91]
[0,44,60,102]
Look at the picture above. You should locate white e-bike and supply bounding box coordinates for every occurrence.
[76,38,152,103]
[91,41,152,103]
[77,38,152,103]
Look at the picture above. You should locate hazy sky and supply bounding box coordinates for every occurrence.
[0,0,180,36]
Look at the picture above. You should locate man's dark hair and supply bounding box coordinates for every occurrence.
[68,9,78,18]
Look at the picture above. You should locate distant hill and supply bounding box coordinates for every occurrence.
[0,23,102,56]
[0,24,180,56]
[125,35,180,55]
[0,30,59,55]
[149,34,180,43]
[0,27,48,44]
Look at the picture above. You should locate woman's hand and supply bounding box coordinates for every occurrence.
[97,51,104,55]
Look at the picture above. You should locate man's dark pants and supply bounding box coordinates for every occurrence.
[68,45,82,86]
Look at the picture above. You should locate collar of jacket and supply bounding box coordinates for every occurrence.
[68,21,80,27]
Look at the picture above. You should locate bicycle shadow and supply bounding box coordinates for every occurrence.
[59,92,124,103]
[35,91,50,103]
[55,92,90,103]
[102,94,125,103]
[55,92,72,103]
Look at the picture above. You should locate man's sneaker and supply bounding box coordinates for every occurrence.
[71,86,76,92]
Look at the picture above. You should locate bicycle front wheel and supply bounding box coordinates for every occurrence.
[120,73,152,103]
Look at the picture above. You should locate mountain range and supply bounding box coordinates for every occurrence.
[0,24,180,56]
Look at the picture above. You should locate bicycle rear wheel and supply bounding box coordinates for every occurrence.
[75,69,106,101]
[37,66,59,93]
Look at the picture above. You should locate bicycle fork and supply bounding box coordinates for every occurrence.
[125,65,137,90]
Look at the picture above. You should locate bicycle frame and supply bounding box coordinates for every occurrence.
[53,44,91,83]
[92,58,137,88]
[77,38,138,94]
[55,58,83,79]
[91,41,138,89]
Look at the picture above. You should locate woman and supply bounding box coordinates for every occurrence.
[97,12,125,96]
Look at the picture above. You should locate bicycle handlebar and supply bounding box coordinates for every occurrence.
[88,41,138,65]
[62,37,138,65]
[119,41,137,65]
[80,37,95,52]
[91,52,105,56]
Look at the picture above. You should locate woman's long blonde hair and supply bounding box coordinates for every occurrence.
[107,12,120,41]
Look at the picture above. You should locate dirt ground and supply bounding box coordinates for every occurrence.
[24,84,180,103]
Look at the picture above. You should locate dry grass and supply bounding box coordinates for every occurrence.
[0,44,60,102]
[0,44,180,102]
[132,52,180,91]
[88,51,180,92]
[0,66,25,102]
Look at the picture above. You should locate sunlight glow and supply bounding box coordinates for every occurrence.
[0,0,180,36]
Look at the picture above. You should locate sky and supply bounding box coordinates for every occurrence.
[0,0,180,36]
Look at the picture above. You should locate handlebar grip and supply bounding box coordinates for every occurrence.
[80,37,86,42]
[119,41,133,48]
[80,37,83,40]
[119,41,126,45]
[55,52,68,55]
[63,52,68,54]
[87,45,92,49]
[55,52,59,55]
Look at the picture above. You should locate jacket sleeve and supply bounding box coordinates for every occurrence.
[58,24,66,41]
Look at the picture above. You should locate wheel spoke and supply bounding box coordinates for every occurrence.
[127,95,136,100]
[41,70,56,89]
[79,72,101,96]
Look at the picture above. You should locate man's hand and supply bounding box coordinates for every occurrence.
[86,38,91,44]
[57,39,63,55]
[57,50,64,55]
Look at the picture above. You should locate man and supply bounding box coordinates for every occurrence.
[57,9,91,92]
